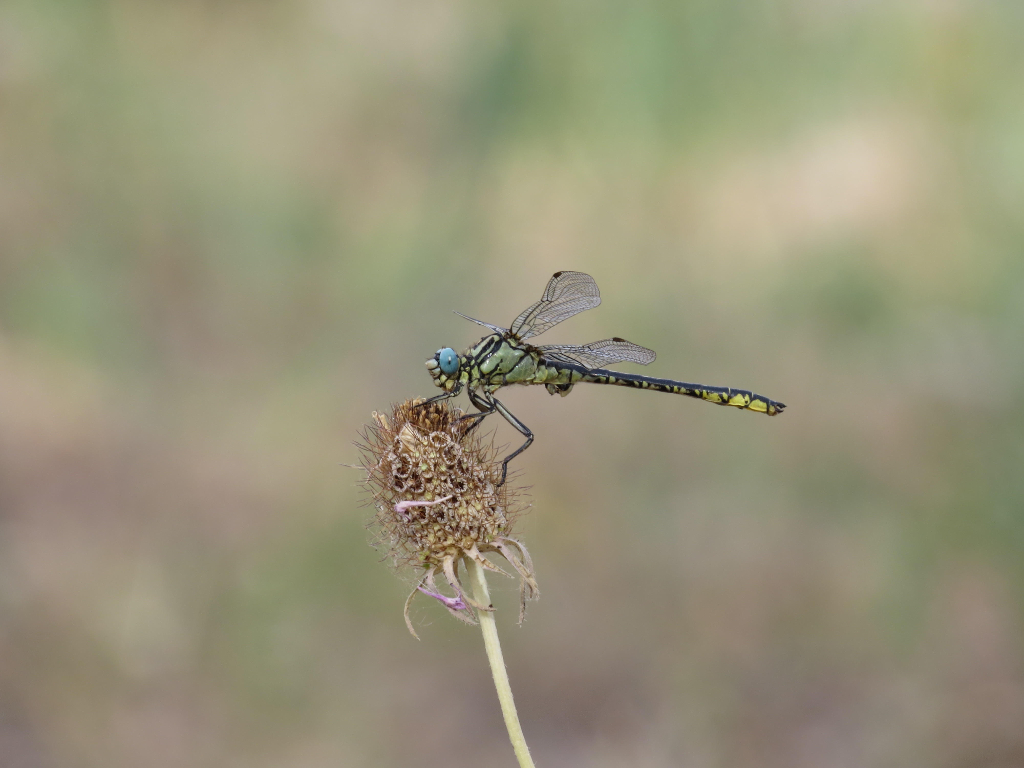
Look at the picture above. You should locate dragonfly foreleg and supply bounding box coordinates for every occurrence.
[413,384,463,409]
[490,395,534,487]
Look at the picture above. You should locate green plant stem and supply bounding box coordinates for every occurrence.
[467,557,536,768]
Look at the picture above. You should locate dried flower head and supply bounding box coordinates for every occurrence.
[358,398,539,637]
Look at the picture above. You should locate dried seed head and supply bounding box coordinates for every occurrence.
[357,398,538,636]
[360,399,513,566]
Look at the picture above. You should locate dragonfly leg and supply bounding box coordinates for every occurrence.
[413,385,463,409]
[489,395,534,487]
[459,388,496,436]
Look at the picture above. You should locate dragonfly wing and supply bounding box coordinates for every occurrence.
[538,338,656,369]
[453,311,508,334]
[509,271,601,341]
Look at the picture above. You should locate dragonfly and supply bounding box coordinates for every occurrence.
[423,271,785,485]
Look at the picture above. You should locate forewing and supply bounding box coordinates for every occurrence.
[538,338,656,370]
[509,271,601,341]
[453,311,507,334]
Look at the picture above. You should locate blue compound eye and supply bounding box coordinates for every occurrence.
[438,347,459,376]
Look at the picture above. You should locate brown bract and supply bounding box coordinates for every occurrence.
[357,399,539,638]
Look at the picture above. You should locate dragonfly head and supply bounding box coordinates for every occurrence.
[426,347,462,388]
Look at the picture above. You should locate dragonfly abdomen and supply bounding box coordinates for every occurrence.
[580,368,786,416]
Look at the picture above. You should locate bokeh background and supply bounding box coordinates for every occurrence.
[3,1,1024,766]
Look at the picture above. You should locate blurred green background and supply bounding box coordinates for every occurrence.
[2,1,1024,766]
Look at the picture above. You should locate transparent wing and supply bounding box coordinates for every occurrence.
[538,337,656,369]
[453,311,507,334]
[509,271,601,341]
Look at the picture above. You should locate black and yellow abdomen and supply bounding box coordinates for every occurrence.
[573,366,785,415]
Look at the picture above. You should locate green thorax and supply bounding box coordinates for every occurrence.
[464,334,577,391]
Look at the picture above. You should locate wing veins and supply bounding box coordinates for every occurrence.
[509,271,601,341]
[538,338,656,369]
